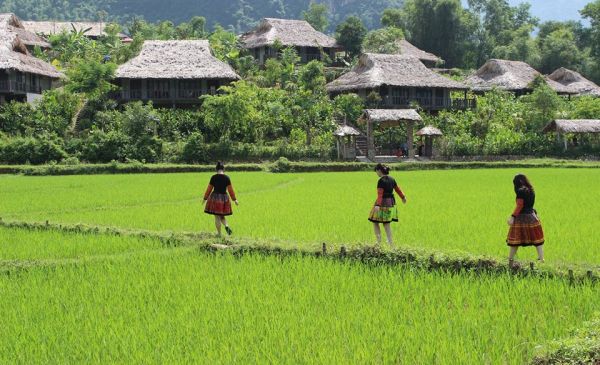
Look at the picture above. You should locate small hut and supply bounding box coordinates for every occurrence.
[114,40,240,107]
[0,14,62,104]
[360,109,422,160]
[23,21,131,42]
[465,59,574,96]
[326,53,472,111]
[0,13,50,51]
[334,124,361,160]
[397,39,443,68]
[547,68,600,97]
[416,125,443,157]
[239,18,341,65]
[543,119,600,151]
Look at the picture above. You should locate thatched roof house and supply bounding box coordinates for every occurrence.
[0,14,62,103]
[241,18,338,49]
[397,39,442,67]
[334,124,361,137]
[240,18,340,64]
[543,119,600,134]
[114,40,239,106]
[327,54,466,93]
[362,108,423,124]
[465,59,574,95]
[416,125,443,136]
[327,54,471,111]
[23,20,130,41]
[0,13,50,49]
[547,68,600,97]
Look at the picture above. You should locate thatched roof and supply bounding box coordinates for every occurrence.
[397,39,442,65]
[465,59,574,94]
[22,20,128,39]
[0,14,61,78]
[362,109,422,123]
[326,53,467,93]
[547,68,600,97]
[543,119,600,133]
[334,124,361,136]
[115,40,240,80]
[416,125,443,136]
[0,14,50,48]
[240,18,339,49]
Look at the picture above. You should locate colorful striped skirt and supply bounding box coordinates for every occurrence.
[204,193,232,216]
[368,197,398,223]
[507,213,544,247]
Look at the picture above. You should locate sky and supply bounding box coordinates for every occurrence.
[461,0,592,22]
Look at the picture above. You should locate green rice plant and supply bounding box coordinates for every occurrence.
[0,241,598,364]
[1,168,599,265]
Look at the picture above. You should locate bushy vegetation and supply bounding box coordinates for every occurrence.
[2,2,600,164]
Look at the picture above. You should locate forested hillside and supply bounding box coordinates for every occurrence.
[0,0,401,31]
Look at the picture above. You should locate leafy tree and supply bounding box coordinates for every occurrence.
[363,27,404,53]
[333,93,365,124]
[335,16,367,58]
[381,8,404,29]
[538,28,583,74]
[402,0,473,67]
[303,2,329,32]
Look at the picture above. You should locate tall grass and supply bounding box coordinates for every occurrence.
[1,168,599,264]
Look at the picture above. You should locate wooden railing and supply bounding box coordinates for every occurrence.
[0,81,43,94]
[382,96,476,110]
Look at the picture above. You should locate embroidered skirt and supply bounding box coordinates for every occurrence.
[204,193,232,216]
[368,197,398,223]
[507,213,544,247]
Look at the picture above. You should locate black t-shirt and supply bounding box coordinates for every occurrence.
[516,187,535,214]
[377,176,398,199]
[210,174,231,194]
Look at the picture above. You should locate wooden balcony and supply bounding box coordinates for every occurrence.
[380,96,476,111]
[0,81,44,94]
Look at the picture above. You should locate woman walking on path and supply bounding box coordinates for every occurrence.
[507,174,544,265]
[203,162,239,236]
[368,163,407,248]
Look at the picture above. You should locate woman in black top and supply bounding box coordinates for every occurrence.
[506,174,544,265]
[368,163,407,248]
[203,162,239,236]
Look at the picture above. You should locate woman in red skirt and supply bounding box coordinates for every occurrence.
[368,163,407,248]
[507,174,544,265]
[203,162,238,236]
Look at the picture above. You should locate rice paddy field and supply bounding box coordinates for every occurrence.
[1,167,599,364]
[1,227,598,364]
[1,168,599,265]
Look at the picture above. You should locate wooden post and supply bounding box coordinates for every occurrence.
[568,269,574,285]
[367,119,375,160]
[322,242,327,255]
[407,121,415,159]
[340,246,347,257]
[587,270,594,282]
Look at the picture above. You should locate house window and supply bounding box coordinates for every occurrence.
[147,79,170,99]
[416,88,433,107]
[130,79,142,99]
[391,88,409,106]
[179,80,202,99]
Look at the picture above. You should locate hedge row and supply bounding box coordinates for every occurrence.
[531,314,600,364]
[1,218,597,284]
[2,158,599,176]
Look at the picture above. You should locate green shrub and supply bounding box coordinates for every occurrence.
[0,134,67,164]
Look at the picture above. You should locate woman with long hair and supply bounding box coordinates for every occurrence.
[507,174,544,265]
[203,162,239,236]
[368,163,407,248]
